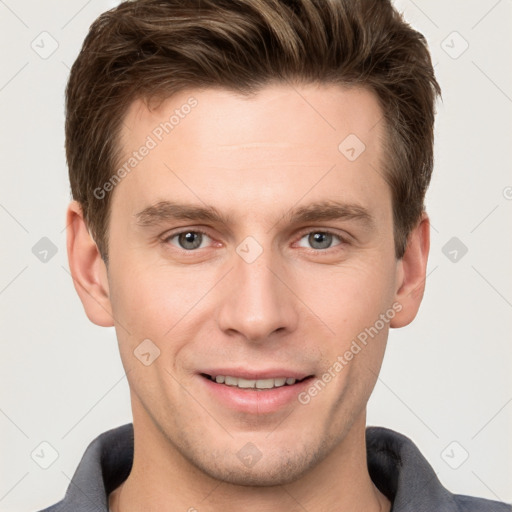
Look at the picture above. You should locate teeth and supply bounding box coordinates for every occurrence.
[256,378,274,389]
[210,375,298,389]
[225,376,237,386]
[237,377,256,388]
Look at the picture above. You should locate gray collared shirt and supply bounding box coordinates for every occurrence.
[36,423,511,512]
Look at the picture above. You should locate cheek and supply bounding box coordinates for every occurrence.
[108,264,202,395]
[109,259,204,334]
[302,259,397,339]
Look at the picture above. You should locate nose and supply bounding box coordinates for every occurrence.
[216,242,299,343]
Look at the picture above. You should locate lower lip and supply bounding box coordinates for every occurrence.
[199,375,314,414]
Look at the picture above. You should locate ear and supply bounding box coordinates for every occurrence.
[390,212,430,328]
[66,200,114,327]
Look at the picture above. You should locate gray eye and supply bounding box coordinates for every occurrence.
[297,232,341,250]
[172,231,208,250]
[309,232,332,249]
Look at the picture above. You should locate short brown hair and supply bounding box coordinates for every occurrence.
[66,0,441,265]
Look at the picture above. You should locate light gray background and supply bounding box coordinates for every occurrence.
[1,0,511,510]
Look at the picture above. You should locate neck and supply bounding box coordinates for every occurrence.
[109,411,391,512]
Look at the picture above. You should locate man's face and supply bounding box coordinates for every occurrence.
[105,84,402,485]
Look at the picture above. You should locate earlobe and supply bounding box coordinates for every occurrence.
[66,200,114,327]
[390,213,430,328]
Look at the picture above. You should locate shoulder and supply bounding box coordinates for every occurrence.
[453,494,512,512]
[366,426,511,512]
[34,424,134,512]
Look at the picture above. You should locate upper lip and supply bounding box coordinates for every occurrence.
[199,368,313,380]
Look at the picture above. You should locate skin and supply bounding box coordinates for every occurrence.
[67,83,429,512]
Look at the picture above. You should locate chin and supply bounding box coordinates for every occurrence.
[205,459,311,487]
[184,442,325,487]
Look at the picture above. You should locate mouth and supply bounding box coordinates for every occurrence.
[197,368,316,413]
[200,373,313,390]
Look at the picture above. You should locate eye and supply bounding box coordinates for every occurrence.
[164,230,212,251]
[296,231,344,250]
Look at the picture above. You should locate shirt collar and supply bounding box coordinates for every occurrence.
[366,426,458,511]
[57,423,461,511]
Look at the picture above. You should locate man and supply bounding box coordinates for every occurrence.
[38,0,510,511]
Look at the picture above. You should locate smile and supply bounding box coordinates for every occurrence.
[202,374,306,390]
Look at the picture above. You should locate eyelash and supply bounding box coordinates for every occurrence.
[161,228,348,253]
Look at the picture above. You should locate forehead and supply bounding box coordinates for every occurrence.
[121,83,384,151]
[111,83,388,225]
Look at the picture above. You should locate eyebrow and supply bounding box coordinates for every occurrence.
[134,199,374,230]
